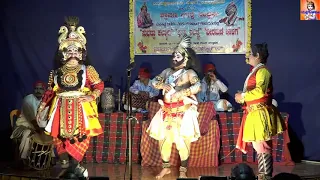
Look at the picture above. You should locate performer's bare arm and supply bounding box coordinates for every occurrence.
[151,68,171,91]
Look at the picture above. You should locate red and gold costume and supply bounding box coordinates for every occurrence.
[37,17,104,167]
[236,63,285,179]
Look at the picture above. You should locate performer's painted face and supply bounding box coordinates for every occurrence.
[63,45,82,61]
[248,49,259,66]
[34,83,45,99]
[171,52,185,68]
[62,45,82,66]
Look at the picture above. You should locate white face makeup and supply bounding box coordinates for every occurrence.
[62,44,82,61]
[171,52,185,68]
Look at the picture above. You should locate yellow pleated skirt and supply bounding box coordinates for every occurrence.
[243,105,286,142]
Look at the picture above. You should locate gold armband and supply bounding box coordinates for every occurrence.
[90,89,101,100]
[153,76,164,89]
[87,65,102,84]
[190,76,200,85]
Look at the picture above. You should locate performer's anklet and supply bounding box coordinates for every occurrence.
[179,166,187,172]
[162,162,170,168]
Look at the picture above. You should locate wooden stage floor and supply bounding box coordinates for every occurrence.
[1,162,320,180]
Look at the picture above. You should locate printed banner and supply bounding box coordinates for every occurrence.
[134,0,250,55]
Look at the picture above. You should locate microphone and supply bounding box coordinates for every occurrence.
[126,62,135,71]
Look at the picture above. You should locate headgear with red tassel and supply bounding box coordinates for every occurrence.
[33,81,46,89]
[203,63,215,74]
[138,67,151,78]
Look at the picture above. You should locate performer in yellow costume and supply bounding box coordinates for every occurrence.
[147,35,201,179]
[36,17,104,178]
[235,43,286,180]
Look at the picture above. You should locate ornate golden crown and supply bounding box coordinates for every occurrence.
[58,16,87,50]
[307,0,314,6]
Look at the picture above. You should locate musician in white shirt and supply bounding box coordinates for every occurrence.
[197,63,233,111]
[10,81,49,160]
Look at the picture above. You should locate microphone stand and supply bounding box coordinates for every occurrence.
[126,68,137,180]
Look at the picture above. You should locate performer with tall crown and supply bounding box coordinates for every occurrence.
[234,43,286,180]
[36,16,104,178]
[147,35,201,179]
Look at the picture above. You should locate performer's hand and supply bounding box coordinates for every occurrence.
[162,84,173,92]
[79,95,94,103]
[234,93,243,104]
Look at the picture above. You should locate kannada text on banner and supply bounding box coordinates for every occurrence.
[134,0,248,55]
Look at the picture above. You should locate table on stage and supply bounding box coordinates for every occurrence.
[83,112,146,164]
[84,111,293,166]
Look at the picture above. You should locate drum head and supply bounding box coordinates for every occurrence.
[31,132,53,145]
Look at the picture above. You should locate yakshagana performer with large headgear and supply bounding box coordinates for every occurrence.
[147,35,202,179]
[234,43,286,180]
[36,16,104,178]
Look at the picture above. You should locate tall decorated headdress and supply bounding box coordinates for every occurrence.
[174,35,192,62]
[58,16,87,60]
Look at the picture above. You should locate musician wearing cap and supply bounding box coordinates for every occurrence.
[11,81,51,165]
[147,35,201,179]
[124,67,159,111]
[234,43,286,180]
[35,17,104,178]
[197,63,233,112]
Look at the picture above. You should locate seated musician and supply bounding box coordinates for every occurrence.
[10,81,53,164]
[197,63,233,111]
[124,67,159,111]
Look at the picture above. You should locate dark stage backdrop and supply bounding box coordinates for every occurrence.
[1,0,319,161]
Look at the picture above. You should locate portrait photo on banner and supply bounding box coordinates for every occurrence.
[132,0,251,55]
